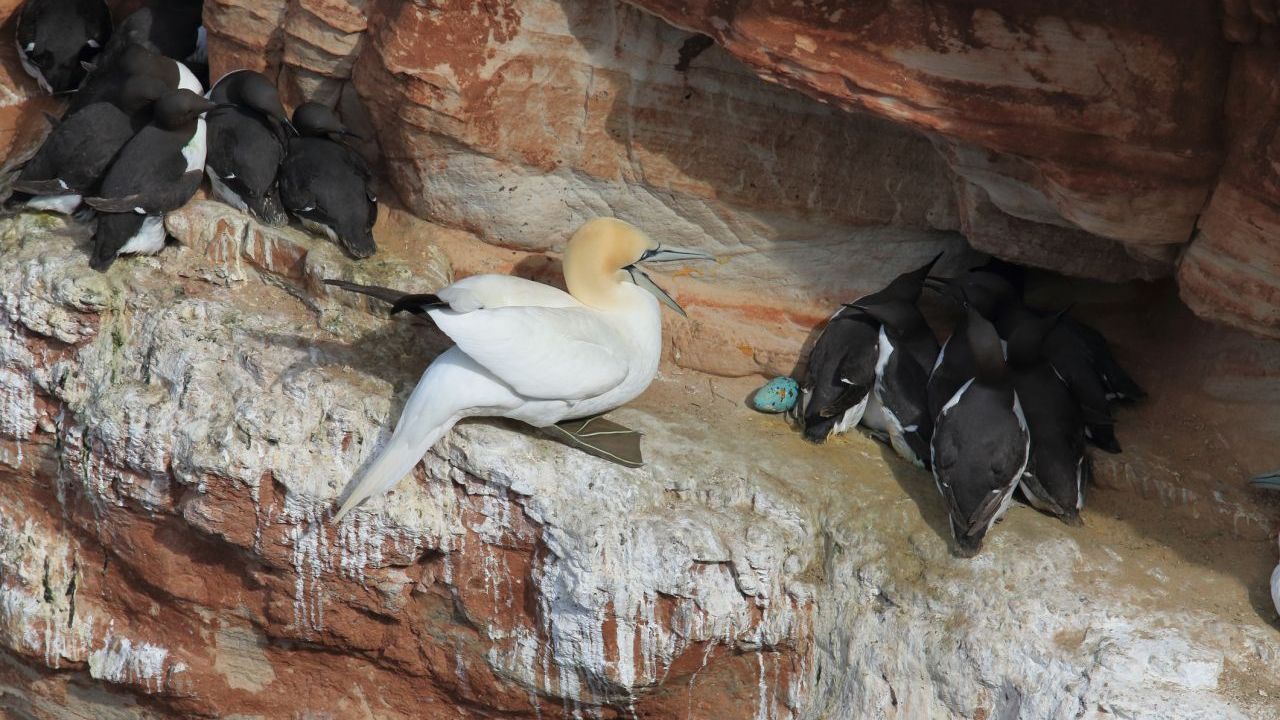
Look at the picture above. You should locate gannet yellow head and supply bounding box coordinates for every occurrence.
[563,218,713,316]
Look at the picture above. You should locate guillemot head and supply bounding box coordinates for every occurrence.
[856,251,944,309]
[17,2,107,93]
[562,218,713,316]
[231,71,291,128]
[1004,305,1068,370]
[153,89,221,129]
[116,74,170,114]
[292,102,359,141]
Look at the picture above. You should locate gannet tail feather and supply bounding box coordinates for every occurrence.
[324,278,445,316]
[332,347,519,521]
[333,358,458,522]
[333,423,443,521]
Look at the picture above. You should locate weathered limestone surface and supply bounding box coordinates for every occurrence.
[0,211,1276,719]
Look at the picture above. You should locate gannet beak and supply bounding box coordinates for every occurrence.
[638,245,715,263]
[1251,472,1280,490]
[627,266,688,317]
[628,244,713,317]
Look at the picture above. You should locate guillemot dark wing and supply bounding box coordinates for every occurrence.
[13,102,134,195]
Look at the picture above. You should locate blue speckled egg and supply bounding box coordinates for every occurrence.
[752,376,799,413]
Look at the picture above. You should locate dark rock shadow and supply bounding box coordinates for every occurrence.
[872,440,955,549]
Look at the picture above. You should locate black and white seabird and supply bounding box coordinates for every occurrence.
[930,306,1029,557]
[279,103,378,258]
[70,42,202,116]
[797,307,878,443]
[127,0,207,87]
[110,1,205,65]
[205,70,293,224]
[925,268,1018,422]
[994,303,1123,454]
[11,74,169,215]
[798,253,941,443]
[1058,316,1146,402]
[1006,308,1088,525]
[853,299,935,468]
[84,89,219,270]
[14,0,111,93]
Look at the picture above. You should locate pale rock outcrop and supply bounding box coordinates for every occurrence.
[0,210,1276,719]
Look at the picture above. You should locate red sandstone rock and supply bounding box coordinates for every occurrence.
[9,0,1280,336]
[1179,46,1280,338]
[628,0,1230,246]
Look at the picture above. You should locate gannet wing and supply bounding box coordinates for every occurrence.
[438,274,580,311]
[429,305,627,400]
[327,274,619,398]
[326,274,580,315]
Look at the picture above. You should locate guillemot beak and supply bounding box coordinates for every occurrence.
[627,244,715,317]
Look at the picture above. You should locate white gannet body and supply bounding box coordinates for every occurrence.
[330,218,711,519]
[1272,536,1280,619]
[1254,472,1280,617]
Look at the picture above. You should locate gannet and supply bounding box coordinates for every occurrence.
[327,218,712,520]
[1250,472,1280,617]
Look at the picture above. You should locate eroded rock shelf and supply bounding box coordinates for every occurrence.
[0,209,1275,719]
[1,0,1280,717]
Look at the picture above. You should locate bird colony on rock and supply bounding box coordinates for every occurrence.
[798,258,1145,555]
[6,0,377,269]
[2,0,718,525]
[3,0,1274,628]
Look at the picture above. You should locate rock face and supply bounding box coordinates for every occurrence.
[2,1,1280,717]
[1178,46,1280,337]
[630,0,1229,247]
[4,0,1280,339]
[205,0,1280,338]
[0,210,1278,719]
